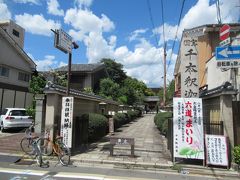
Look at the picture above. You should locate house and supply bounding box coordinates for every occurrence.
[55,63,108,92]
[174,23,240,95]
[0,20,36,111]
[203,33,240,145]
[174,23,240,147]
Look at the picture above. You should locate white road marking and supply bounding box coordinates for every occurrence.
[0,167,48,176]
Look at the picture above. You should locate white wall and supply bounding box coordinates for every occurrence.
[206,56,231,90]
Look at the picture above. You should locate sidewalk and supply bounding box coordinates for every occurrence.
[70,114,239,178]
[0,114,239,178]
[72,114,172,168]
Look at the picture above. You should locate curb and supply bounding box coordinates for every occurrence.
[1,152,239,178]
[71,157,240,177]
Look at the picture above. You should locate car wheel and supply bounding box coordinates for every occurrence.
[0,122,5,133]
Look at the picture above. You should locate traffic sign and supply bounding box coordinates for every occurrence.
[216,46,240,60]
[220,24,230,41]
[219,37,230,47]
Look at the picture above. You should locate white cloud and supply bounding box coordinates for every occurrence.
[75,0,93,9]
[0,2,11,20]
[15,13,61,36]
[64,8,114,33]
[83,29,176,86]
[13,0,40,5]
[129,28,148,42]
[154,0,240,44]
[153,24,178,45]
[68,29,86,41]
[84,32,115,63]
[34,55,66,71]
[47,0,64,16]
[59,61,67,67]
[108,35,117,48]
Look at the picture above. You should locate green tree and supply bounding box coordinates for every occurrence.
[99,78,120,100]
[29,74,46,94]
[83,87,94,95]
[101,58,127,84]
[158,80,175,105]
[121,77,147,105]
[144,88,155,96]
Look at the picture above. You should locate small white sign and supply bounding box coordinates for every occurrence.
[61,97,74,148]
[205,134,228,167]
[220,37,231,47]
[217,60,240,68]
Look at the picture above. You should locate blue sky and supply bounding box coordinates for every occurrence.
[0,0,239,87]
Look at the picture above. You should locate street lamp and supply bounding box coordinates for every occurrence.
[99,102,107,115]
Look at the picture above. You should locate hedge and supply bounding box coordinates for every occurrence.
[83,111,140,143]
[233,145,240,165]
[154,111,172,136]
[87,113,108,142]
[113,113,128,129]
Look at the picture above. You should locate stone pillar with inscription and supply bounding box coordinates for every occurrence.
[180,34,199,97]
[35,94,46,134]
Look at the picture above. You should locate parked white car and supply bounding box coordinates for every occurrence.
[0,108,33,132]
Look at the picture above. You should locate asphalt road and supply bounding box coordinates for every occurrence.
[0,161,239,180]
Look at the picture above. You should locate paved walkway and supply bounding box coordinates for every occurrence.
[72,114,172,167]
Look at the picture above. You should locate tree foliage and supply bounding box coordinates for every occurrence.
[99,78,120,100]
[99,59,157,105]
[29,74,46,94]
[101,58,127,84]
[158,80,175,105]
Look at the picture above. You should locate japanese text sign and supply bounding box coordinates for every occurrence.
[180,36,199,97]
[205,135,228,166]
[61,96,74,148]
[55,29,72,54]
[173,98,204,160]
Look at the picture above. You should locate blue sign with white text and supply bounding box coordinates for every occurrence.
[216,46,240,60]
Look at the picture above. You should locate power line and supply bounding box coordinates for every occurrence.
[146,0,159,47]
[166,0,186,73]
[160,0,166,46]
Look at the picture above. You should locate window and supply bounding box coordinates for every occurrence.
[0,66,9,77]
[10,110,26,116]
[18,72,30,82]
[1,109,8,115]
[12,29,19,37]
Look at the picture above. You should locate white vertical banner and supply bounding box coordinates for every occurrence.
[173,97,204,159]
[205,135,228,166]
[61,96,74,148]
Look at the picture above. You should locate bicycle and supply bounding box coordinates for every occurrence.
[20,123,49,167]
[37,126,70,166]
[20,123,36,155]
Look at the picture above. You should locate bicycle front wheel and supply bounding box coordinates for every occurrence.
[57,142,70,166]
[37,138,53,156]
[20,137,34,155]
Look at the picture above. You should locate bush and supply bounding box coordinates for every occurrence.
[233,145,240,165]
[87,113,108,142]
[127,110,138,121]
[26,106,36,120]
[113,113,127,129]
[154,111,172,135]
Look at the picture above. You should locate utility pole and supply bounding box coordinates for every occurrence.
[163,43,167,106]
[66,53,72,96]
